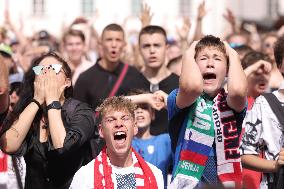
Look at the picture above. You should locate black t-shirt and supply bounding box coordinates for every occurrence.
[73,59,148,110]
[139,72,179,135]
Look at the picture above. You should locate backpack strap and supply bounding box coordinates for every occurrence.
[262,93,284,127]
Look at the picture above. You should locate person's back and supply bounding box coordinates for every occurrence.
[168,35,247,188]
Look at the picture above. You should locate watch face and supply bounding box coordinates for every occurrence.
[48,101,61,110]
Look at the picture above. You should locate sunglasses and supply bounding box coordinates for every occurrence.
[32,64,63,75]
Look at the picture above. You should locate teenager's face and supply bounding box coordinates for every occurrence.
[100,30,125,63]
[247,70,270,98]
[139,33,168,69]
[262,36,277,60]
[196,47,227,97]
[99,109,137,157]
[134,105,154,130]
[64,35,85,63]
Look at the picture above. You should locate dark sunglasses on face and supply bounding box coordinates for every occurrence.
[32,64,63,75]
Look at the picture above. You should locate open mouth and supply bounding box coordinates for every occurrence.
[113,131,127,144]
[203,73,216,80]
[136,116,145,121]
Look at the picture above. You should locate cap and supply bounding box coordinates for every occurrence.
[0,43,12,58]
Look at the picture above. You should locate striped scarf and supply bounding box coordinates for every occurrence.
[171,89,242,188]
[0,150,8,184]
[94,146,158,189]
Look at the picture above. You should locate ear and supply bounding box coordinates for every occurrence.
[64,78,71,88]
[98,124,104,138]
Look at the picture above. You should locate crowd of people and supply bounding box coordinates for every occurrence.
[0,1,284,189]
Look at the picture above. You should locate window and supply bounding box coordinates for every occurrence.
[131,0,141,16]
[33,0,45,16]
[82,0,94,17]
[179,0,192,17]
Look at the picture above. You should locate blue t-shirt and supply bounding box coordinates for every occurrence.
[167,88,246,186]
[132,133,172,187]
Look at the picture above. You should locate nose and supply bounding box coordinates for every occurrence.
[206,59,215,68]
[114,118,124,128]
[149,46,156,54]
[111,40,117,48]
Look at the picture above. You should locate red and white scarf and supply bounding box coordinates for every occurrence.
[0,150,8,184]
[94,147,158,189]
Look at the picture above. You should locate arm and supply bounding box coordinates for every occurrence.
[45,69,68,149]
[176,17,191,54]
[225,41,247,112]
[242,154,280,173]
[0,73,45,153]
[193,1,207,41]
[0,56,9,113]
[176,41,203,109]
[244,60,272,78]
[125,92,166,111]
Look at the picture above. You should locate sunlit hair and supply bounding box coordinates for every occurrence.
[101,23,124,39]
[138,25,167,44]
[63,29,85,43]
[194,35,226,59]
[96,96,137,124]
[274,35,284,68]
[1,52,73,134]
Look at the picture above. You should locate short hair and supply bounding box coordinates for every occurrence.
[194,35,226,59]
[138,25,167,44]
[274,35,284,68]
[96,96,137,124]
[241,51,271,69]
[101,23,124,39]
[63,29,85,43]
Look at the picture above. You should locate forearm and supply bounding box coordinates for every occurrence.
[193,19,203,41]
[177,49,203,108]
[48,109,66,149]
[242,154,278,173]
[125,93,152,104]
[1,102,39,153]
[227,51,247,110]
[0,58,9,113]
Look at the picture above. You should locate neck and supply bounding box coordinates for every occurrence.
[107,149,133,168]
[142,64,171,84]
[136,126,152,139]
[99,58,119,72]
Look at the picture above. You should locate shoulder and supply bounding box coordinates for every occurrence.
[70,159,95,189]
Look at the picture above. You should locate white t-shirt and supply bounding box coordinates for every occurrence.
[70,157,164,189]
[0,153,26,189]
[240,90,284,189]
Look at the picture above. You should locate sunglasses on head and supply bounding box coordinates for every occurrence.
[32,64,63,75]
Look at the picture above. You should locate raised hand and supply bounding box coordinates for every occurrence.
[197,1,207,20]
[140,3,153,28]
[223,8,236,26]
[176,17,191,41]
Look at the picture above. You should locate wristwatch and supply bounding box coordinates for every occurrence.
[46,101,62,111]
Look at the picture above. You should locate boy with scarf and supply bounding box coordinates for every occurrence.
[167,35,247,188]
[70,96,164,189]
